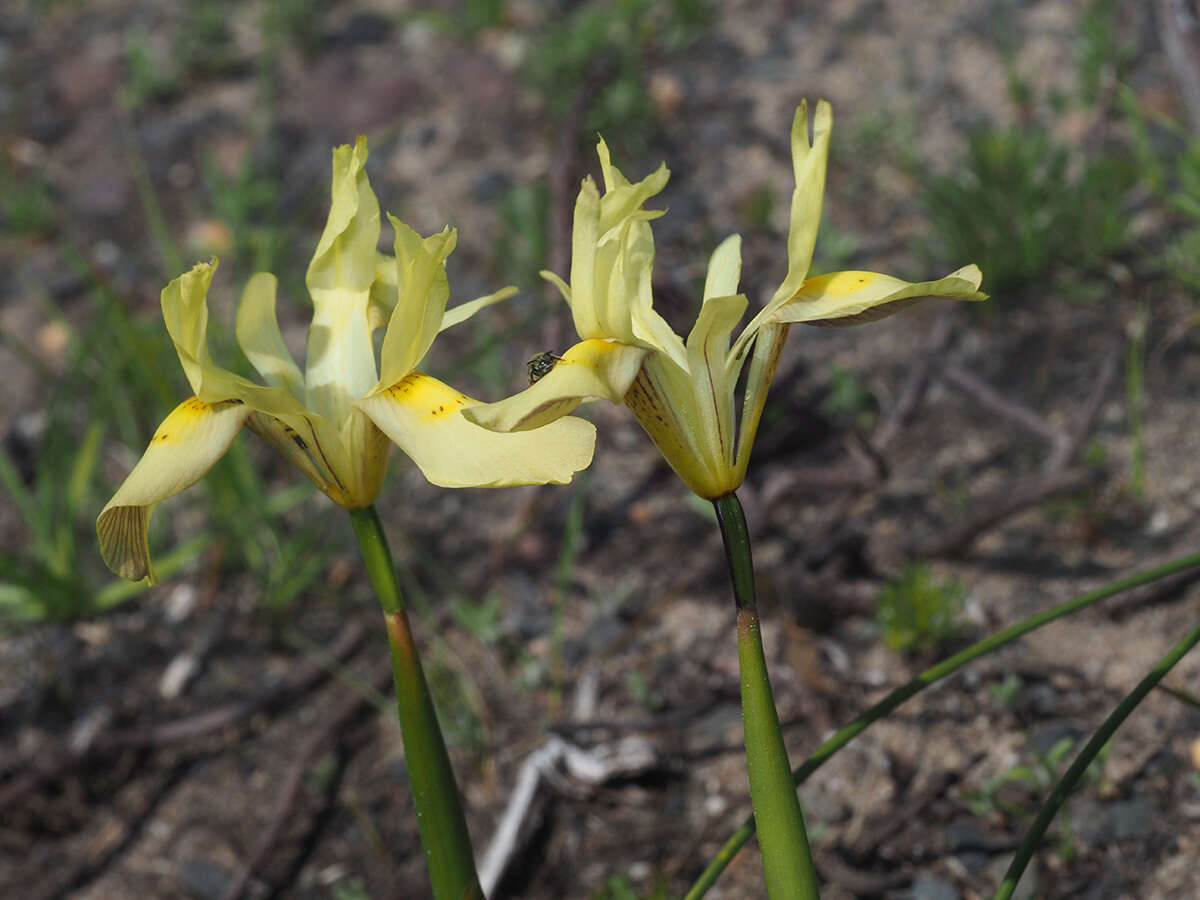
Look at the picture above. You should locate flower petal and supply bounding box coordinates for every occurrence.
[368,251,399,332]
[161,260,243,401]
[463,339,649,432]
[771,265,987,326]
[685,292,748,474]
[357,372,596,487]
[624,355,731,499]
[567,177,603,339]
[773,99,833,307]
[97,397,251,582]
[304,136,381,423]
[733,321,789,482]
[703,234,743,302]
[235,272,304,399]
[595,139,670,234]
[730,100,832,362]
[375,220,457,389]
[439,286,519,333]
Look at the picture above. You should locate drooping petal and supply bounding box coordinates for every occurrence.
[463,339,649,432]
[338,407,393,507]
[771,265,987,326]
[439,286,519,333]
[733,321,790,482]
[235,272,304,400]
[97,397,252,582]
[624,355,730,499]
[356,373,595,487]
[244,409,359,506]
[304,136,381,424]
[685,292,748,476]
[375,220,457,389]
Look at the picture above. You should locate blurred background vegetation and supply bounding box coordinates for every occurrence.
[4,1,1200,898]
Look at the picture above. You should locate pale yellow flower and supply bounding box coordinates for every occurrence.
[99,138,595,582]
[465,101,986,498]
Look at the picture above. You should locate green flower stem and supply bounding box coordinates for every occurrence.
[684,548,1200,900]
[994,617,1200,900]
[713,492,820,900]
[348,506,482,900]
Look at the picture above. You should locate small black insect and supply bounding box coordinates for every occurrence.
[526,351,563,384]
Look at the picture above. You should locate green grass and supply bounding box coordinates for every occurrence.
[521,0,713,154]
[919,124,1136,296]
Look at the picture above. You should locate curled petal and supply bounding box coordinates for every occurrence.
[376,221,457,388]
[97,397,251,582]
[356,372,595,488]
[771,265,987,326]
[731,100,832,362]
[595,138,670,234]
[161,260,243,401]
[774,99,833,307]
[464,340,649,432]
[236,272,304,399]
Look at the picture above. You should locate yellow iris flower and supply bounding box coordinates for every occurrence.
[465,101,987,498]
[98,138,595,583]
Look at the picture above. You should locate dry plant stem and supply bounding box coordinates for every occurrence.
[348,506,483,900]
[683,548,1200,900]
[713,492,820,900]
[994,617,1200,900]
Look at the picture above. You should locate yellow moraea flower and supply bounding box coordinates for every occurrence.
[465,100,987,499]
[98,138,595,583]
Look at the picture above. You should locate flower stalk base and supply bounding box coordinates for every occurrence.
[714,493,820,900]
[349,506,482,900]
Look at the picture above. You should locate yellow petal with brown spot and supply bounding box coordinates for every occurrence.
[97,397,251,582]
[356,372,595,488]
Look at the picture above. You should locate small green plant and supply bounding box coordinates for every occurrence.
[876,563,966,653]
[919,125,1136,295]
[963,736,1113,860]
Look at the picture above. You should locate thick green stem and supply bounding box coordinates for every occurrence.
[714,492,820,900]
[348,506,482,900]
[994,618,1200,900]
[684,548,1200,900]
